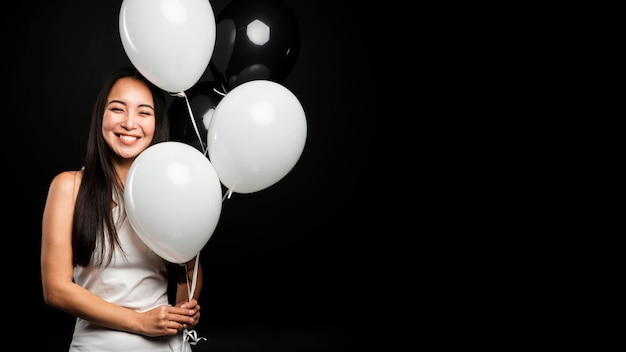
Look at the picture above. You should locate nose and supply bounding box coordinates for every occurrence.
[121,112,138,129]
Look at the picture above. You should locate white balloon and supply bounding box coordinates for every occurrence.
[119,0,216,93]
[124,142,222,263]
[207,80,307,194]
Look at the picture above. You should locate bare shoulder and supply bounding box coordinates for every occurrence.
[43,169,83,228]
[48,169,83,198]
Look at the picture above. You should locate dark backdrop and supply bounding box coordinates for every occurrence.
[6,1,399,350]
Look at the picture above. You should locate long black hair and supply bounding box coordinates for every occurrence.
[72,67,169,267]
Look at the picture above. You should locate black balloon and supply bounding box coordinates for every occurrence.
[209,0,300,92]
[168,81,223,154]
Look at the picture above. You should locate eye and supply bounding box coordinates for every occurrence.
[107,102,125,113]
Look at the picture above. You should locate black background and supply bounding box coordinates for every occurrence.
[6,0,399,350]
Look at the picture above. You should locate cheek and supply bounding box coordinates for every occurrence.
[140,119,156,136]
[102,113,116,132]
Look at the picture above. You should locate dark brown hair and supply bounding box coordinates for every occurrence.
[72,66,169,267]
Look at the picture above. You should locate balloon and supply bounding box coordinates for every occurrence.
[168,81,223,154]
[209,0,300,92]
[207,80,307,194]
[125,141,222,263]
[119,0,216,93]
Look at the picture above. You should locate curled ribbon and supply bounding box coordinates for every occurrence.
[182,329,207,352]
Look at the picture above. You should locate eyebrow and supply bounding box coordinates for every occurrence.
[107,99,155,111]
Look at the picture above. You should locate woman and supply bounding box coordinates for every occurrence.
[41,67,203,351]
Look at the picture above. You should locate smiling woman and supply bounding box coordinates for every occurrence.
[40,66,204,351]
[23,0,397,350]
[101,76,157,161]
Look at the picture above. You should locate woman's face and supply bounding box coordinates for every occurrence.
[102,77,156,160]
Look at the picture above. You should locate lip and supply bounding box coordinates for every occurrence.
[116,133,140,143]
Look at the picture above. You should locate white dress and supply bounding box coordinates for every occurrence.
[69,200,190,352]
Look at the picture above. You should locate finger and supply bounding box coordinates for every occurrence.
[171,312,195,324]
[181,300,198,309]
[171,306,195,316]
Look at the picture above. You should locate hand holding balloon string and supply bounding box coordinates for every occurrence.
[181,253,206,350]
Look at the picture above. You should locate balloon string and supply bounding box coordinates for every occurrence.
[185,252,200,301]
[182,252,206,351]
[222,188,234,201]
[179,91,208,156]
[213,83,227,97]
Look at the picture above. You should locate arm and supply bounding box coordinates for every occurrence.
[41,171,196,336]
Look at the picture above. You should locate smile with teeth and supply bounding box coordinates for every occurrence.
[118,134,138,141]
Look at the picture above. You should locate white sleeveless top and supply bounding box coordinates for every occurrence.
[70,199,190,352]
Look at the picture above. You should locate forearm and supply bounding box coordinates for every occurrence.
[44,281,140,333]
